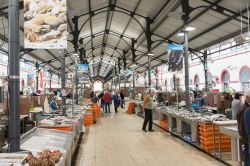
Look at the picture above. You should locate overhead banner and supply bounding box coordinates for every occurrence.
[24,0,67,49]
[27,73,35,87]
[167,44,184,73]
[167,43,184,51]
[78,64,89,83]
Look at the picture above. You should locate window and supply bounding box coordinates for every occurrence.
[194,74,200,86]
[221,70,230,92]
[240,66,250,91]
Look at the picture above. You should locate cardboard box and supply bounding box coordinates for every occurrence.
[20,96,33,115]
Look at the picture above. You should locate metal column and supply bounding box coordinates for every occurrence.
[182,0,191,111]
[133,67,135,99]
[148,55,151,89]
[118,75,121,91]
[49,75,52,91]
[74,54,78,104]
[60,49,66,116]
[8,0,20,152]
[203,51,208,91]
[184,26,190,111]
[35,62,39,93]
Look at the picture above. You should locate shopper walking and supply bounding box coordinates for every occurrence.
[120,89,125,109]
[142,89,156,132]
[112,92,120,113]
[103,91,111,113]
[232,93,241,120]
[237,88,250,166]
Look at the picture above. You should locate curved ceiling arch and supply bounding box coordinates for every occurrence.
[78,9,147,42]
[86,44,124,58]
[83,33,131,50]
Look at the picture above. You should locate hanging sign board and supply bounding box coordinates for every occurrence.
[78,64,89,83]
[24,0,67,49]
[27,73,35,87]
[167,44,184,73]
[123,69,133,76]
[167,43,184,51]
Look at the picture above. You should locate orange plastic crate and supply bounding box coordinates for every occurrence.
[38,126,73,131]
[127,102,134,114]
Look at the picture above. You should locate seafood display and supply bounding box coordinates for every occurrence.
[26,149,62,166]
[24,0,67,49]
[157,106,229,122]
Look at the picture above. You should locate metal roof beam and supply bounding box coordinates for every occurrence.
[189,6,250,43]
[196,26,249,50]
[202,0,249,21]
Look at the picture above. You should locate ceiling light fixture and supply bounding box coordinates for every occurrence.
[73,52,79,57]
[131,64,138,68]
[185,26,196,31]
[148,52,154,56]
[177,32,185,37]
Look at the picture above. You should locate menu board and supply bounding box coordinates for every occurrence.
[78,64,89,83]
[167,44,184,73]
[24,0,67,49]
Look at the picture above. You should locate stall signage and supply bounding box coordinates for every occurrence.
[24,0,67,49]
[78,64,89,83]
[167,44,184,51]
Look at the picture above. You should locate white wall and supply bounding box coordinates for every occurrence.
[158,46,250,92]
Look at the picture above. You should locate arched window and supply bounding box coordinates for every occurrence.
[221,70,230,82]
[194,74,200,88]
[221,70,230,92]
[240,66,250,91]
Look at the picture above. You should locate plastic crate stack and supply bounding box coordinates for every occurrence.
[159,119,168,130]
[199,122,231,153]
[84,111,94,125]
[127,102,134,114]
[92,105,101,119]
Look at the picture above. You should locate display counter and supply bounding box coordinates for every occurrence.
[20,128,74,166]
[219,125,241,164]
[138,105,240,165]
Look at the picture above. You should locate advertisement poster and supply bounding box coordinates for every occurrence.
[167,44,184,73]
[27,73,35,87]
[24,0,67,49]
[78,64,89,83]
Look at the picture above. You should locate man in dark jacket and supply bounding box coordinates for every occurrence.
[112,92,120,113]
[244,107,250,166]
[120,90,125,109]
[237,88,250,166]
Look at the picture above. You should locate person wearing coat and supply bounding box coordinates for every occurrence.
[112,92,120,113]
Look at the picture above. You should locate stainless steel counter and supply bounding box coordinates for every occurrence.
[219,125,241,164]
[154,108,199,142]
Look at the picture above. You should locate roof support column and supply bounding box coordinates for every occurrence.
[8,0,20,152]
[61,49,66,116]
[72,16,80,52]
[181,0,191,111]
[123,51,127,88]
[118,58,121,91]
[35,62,39,93]
[48,70,54,91]
[146,17,152,90]
[203,50,208,92]
[131,38,136,99]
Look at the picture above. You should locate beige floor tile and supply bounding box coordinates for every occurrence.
[74,111,223,166]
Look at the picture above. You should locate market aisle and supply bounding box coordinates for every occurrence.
[74,109,224,166]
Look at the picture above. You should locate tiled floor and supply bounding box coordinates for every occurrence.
[74,109,224,166]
